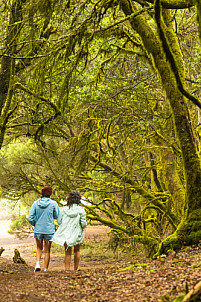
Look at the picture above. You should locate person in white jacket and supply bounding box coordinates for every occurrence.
[51,190,87,270]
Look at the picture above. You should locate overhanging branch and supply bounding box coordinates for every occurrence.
[154,0,201,109]
[144,0,194,9]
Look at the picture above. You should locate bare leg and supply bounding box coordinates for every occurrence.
[64,243,72,270]
[44,240,52,270]
[36,239,43,262]
[74,244,80,271]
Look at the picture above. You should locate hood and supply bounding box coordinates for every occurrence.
[36,197,51,208]
[63,204,80,218]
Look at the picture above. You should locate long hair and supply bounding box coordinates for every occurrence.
[67,190,81,206]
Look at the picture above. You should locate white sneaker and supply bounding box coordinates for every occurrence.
[34,263,41,272]
[44,268,48,272]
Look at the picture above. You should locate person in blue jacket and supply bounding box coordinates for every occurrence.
[28,186,59,272]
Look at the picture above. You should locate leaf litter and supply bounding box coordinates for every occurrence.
[1,245,201,301]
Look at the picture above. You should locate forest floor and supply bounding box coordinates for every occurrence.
[1,224,201,301]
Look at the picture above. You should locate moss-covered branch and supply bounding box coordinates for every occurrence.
[144,0,194,9]
[196,0,201,41]
[154,0,201,109]
[86,211,129,234]
[14,82,60,112]
[89,155,178,224]
[110,229,160,253]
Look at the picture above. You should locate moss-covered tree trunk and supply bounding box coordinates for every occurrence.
[0,0,26,148]
[120,0,201,252]
[161,149,185,217]
[196,0,201,41]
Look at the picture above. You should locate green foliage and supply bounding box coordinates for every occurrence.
[172,294,186,302]
[8,215,33,239]
[0,0,201,257]
[192,262,201,269]
[160,294,171,302]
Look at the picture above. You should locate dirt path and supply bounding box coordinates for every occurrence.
[2,214,201,301]
[0,218,109,270]
[1,246,201,301]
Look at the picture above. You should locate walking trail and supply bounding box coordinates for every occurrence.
[1,209,201,301]
[0,214,109,270]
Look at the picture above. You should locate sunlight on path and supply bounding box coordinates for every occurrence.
[0,208,35,262]
[0,220,13,239]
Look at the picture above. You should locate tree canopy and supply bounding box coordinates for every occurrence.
[1,0,201,255]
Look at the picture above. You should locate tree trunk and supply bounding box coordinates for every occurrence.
[0,0,25,148]
[120,0,201,252]
[161,150,185,217]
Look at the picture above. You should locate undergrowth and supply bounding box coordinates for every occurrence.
[51,235,147,264]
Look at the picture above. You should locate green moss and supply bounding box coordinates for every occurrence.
[119,263,149,271]
[167,249,173,253]
[196,1,201,41]
[182,247,190,252]
[192,262,201,269]
[1,270,14,274]
[188,209,201,221]
[155,217,201,256]
[153,232,180,258]
[186,231,201,245]
[165,233,179,247]
[13,249,27,265]
[172,294,186,302]
[180,211,201,239]
[187,221,201,232]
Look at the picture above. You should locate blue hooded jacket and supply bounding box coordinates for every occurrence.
[28,197,59,234]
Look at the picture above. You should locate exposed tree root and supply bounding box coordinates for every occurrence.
[181,280,201,302]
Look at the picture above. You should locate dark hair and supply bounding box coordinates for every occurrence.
[41,186,52,197]
[67,190,81,206]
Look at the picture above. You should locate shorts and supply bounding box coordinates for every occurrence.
[34,233,54,240]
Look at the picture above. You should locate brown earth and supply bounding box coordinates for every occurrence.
[0,224,109,269]
[1,225,201,301]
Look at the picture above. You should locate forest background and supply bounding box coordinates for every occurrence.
[0,0,201,260]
